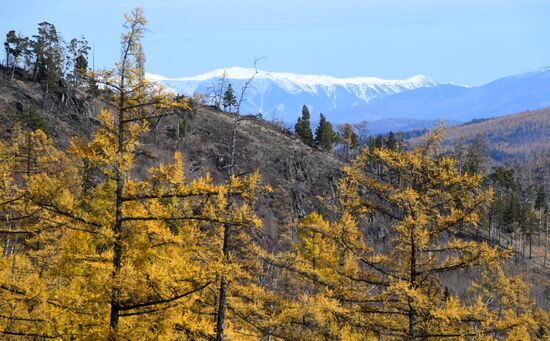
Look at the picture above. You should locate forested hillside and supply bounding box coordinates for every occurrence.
[408,108,550,162]
[0,8,549,340]
[442,108,550,162]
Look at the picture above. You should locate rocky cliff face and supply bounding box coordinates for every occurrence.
[138,106,343,237]
[0,73,102,146]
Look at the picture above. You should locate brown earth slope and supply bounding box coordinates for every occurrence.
[0,75,342,237]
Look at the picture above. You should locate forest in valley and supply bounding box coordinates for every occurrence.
[1,8,549,340]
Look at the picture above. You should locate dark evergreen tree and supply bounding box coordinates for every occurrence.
[367,135,385,151]
[315,113,335,151]
[4,30,30,80]
[521,204,538,258]
[294,105,313,145]
[503,194,522,233]
[222,83,237,112]
[535,185,548,212]
[66,36,90,87]
[488,166,518,191]
[31,22,64,90]
[386,131,398,151]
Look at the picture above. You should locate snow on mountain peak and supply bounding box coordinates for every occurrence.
[148,66,550,128]
[146,67,443,121]
[147,67,438,89]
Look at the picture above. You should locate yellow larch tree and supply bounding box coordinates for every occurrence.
[1,8,266,340]
[0,126,80,338]
[271,125,545,340]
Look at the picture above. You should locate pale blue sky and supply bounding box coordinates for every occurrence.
[1,0,549,85]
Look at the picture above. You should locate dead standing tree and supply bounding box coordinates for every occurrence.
[215,59,262,341]
[207,70,227,110]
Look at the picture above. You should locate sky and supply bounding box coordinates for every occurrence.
[1,0,549,86]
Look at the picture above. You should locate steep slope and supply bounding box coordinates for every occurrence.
[176,109,343,232]
[0,74,101,145]
[0,74,342,230]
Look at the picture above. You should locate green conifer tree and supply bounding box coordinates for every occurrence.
[295,105,313,145]
[386,131,398,150]
[222,83,237,112]
[315,113,336,151]
[535,185,548,212]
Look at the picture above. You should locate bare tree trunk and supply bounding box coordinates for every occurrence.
[408,225,417,340]
[489,212,494,245]
[215,86,237,341]
[529,234,533,259]
[109,103,124,336]
[520,232,524,259]
[109,30,133,338]
[540,209,543,245]
[215,61,260,341]
[10,56,17,81]
[544,214,548,267]
[4,49,9,69]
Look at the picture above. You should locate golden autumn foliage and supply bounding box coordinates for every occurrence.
[267,125,548,340]
[1,8,548,341]
[0,8,266,340]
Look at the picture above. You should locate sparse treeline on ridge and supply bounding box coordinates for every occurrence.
[3,21,92,89]
[1,7,549,340]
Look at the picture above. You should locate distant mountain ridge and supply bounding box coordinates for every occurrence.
[146,67,439,120]
[340,66,550,123]
[148,66,550,133]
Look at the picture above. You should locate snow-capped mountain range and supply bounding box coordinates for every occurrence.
[147,66,550,133]
[146,67,438,119]
[147,66,437,98]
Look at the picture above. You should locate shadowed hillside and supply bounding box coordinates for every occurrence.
[0,71,342,233]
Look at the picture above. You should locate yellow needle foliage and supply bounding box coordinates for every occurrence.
[0,8,265,340]
[1,8,548,341]
[272,125,547,340]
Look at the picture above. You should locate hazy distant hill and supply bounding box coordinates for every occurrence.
[363,117,459,135]
[338,67,550,123]
[411,108,550,162]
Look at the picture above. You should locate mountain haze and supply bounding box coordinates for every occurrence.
[341,67,550,123]
[150,67,550,133]
[147,67,438,121]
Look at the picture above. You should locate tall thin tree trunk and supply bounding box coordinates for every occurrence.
[215,64,259,340]
[109,104,124,337]
[109,36,131,336]
[529,234,533,259]
[10,56,17,81]
[489,212,493,245]
[540,209,543,245]
[408,224,417,340]
[544,214,548,267]
[215,110,237,341]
